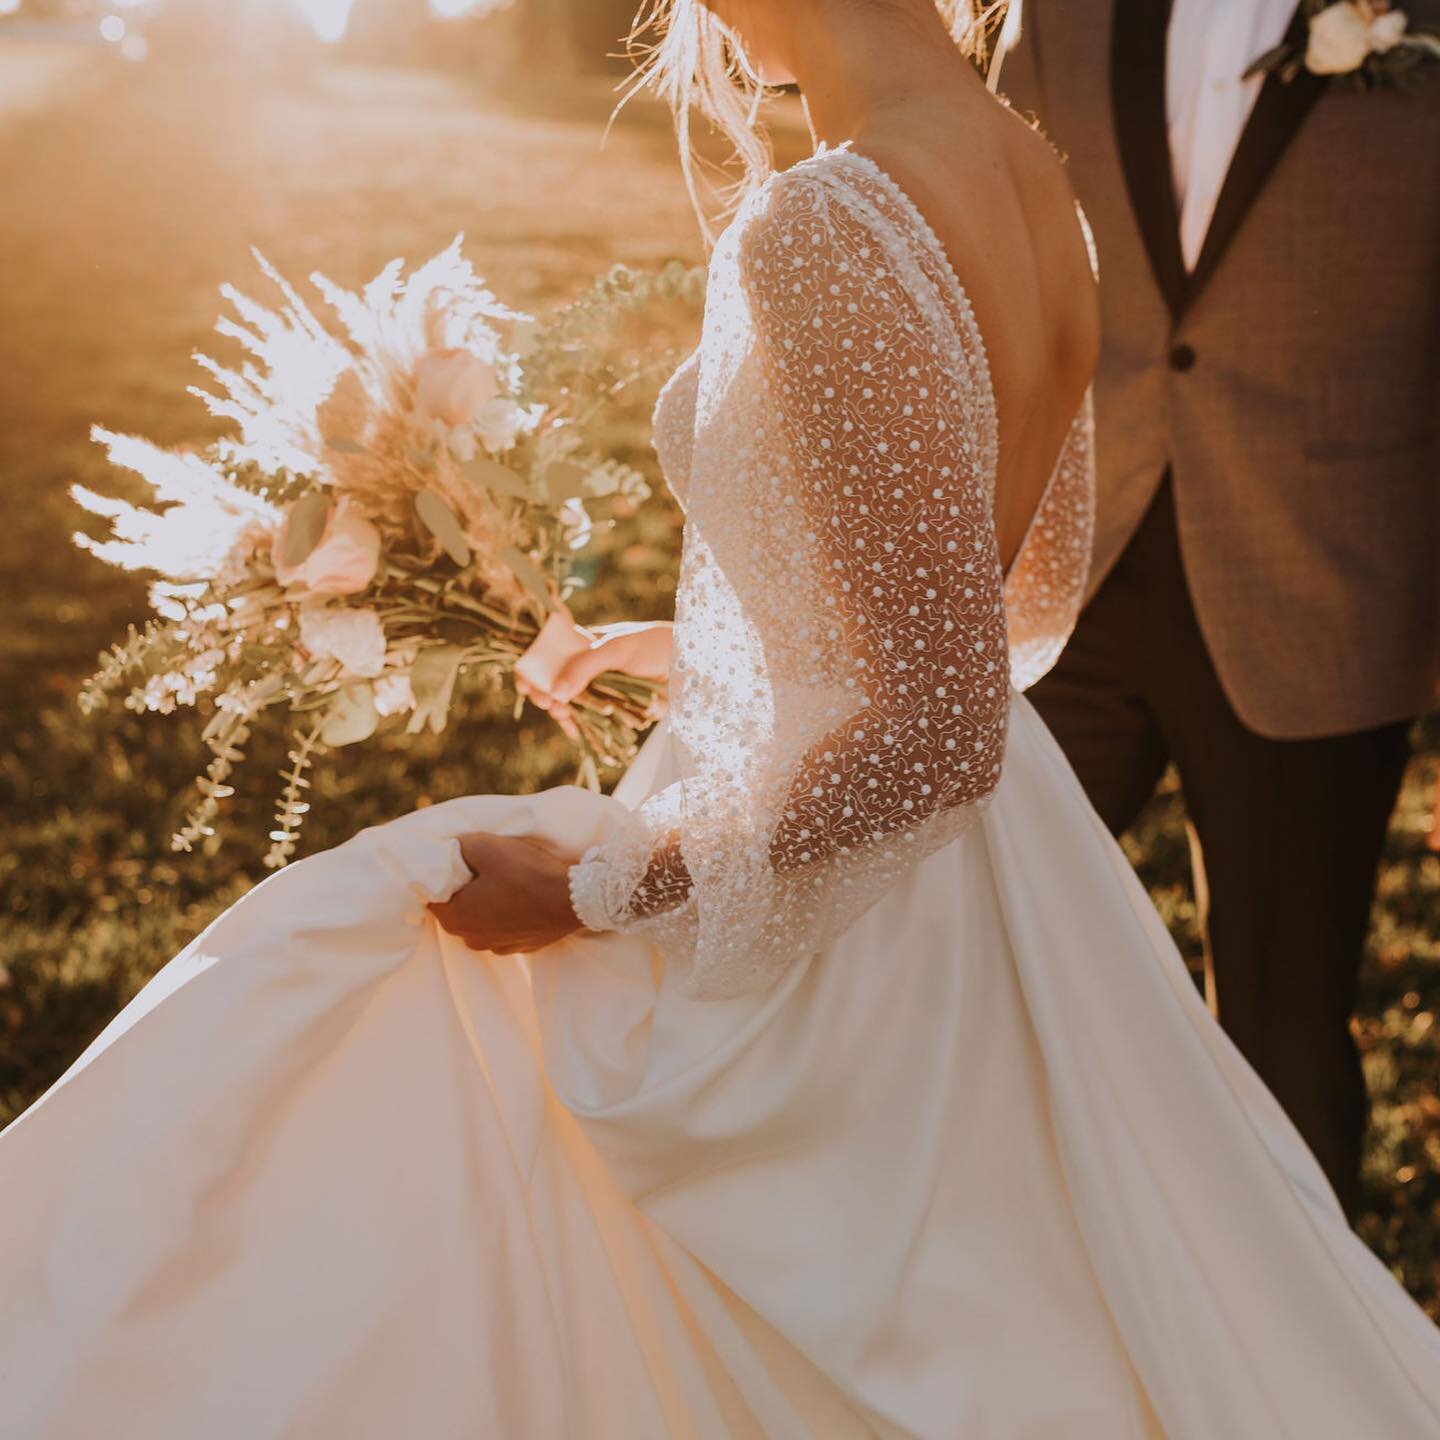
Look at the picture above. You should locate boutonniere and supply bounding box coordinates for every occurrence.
[1245,1,1440,90]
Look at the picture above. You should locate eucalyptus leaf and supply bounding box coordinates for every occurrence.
[543,461,590,504]
[501,546,552,613]
[321,684,379,747]
[280,490,332,568]
[414,490,472,567]
[324,436,366,455]
[407,645,463,736]
[462,456,532,502]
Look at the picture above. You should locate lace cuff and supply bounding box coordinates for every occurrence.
[566,801,652,932]
[567,845,628,933]
[567,802,699,958]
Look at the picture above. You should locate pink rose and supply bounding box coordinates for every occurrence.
[413,348,497,427]
[273,498,382,596]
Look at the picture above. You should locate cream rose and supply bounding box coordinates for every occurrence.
[298,602,388,679]
[473,396,528,456]
[1306,2,1407,73]
[1371,8,1410,50]
[273,498,381,596]
[373,671,417,717]
[413,348,497,427]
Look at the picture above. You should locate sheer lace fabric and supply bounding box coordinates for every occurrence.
[570,149,1091,999]
[648,333,1093,697]
[650,353,699,512]
[1004,390,1095,690]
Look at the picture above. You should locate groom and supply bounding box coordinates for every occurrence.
[1000,0,1440,1215]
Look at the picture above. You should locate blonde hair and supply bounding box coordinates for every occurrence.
[622,0,1014,242]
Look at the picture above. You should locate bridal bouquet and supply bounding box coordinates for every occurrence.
[74,241,704,866]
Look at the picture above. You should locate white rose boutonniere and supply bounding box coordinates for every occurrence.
[1246,1,1440,89]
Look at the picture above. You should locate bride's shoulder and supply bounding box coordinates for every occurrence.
[731,153,837,229]
[720,148,875,269]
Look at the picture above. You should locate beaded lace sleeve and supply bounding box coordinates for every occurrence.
[569,163,1010,999]
[1002,198,1097,689]
[1004,389,1095,691]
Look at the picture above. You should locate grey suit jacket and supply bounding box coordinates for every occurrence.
[1002,0,1440,738]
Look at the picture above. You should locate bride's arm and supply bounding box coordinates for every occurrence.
[567,171,1010,991]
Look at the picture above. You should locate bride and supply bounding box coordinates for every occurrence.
[4,1,1439,1435]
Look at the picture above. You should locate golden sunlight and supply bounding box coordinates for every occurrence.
[0,0,519,48]
[291,0,355,45]
[287,0,504,45]
[427,0,502,19]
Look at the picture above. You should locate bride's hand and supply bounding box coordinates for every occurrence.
[514,610,673,742]
[429,832,583,955]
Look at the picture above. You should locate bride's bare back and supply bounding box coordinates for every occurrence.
[685,0,1099,567]
[857,99,1101,569]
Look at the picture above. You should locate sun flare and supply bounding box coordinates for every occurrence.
[291,0,356,44]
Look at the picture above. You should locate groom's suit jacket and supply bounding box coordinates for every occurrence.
[1001,0,1440,739]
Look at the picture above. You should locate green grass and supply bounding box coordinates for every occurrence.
[2,42,1439,1317]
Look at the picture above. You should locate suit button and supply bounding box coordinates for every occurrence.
[1169,343,1197,372]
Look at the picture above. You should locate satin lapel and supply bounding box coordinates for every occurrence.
[1185,4,1326,313]
[1110,0,1186,323]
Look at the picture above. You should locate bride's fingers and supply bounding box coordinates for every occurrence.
[515,674,558,713]
[515,670,558,709]
[551,645,616,705]
[428,897,466,935]
[550,700,581,741]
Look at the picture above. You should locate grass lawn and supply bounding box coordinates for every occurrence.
[2,36,1438,1316]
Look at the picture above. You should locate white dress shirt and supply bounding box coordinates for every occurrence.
[1166,0,1297,270]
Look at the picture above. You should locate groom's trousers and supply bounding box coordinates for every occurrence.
[1029,475,1414,1217]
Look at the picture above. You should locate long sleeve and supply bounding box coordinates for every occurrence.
[1004,389,1095,691]
[569,162,1010,998]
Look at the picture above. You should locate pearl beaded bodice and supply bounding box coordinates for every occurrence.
[570,147,1095,999]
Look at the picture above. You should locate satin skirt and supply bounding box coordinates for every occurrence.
[3,693,1438,1438]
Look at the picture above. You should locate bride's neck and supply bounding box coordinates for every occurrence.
[774,0,987,151]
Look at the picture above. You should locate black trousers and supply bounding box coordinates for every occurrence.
[1029,477,1413,1217]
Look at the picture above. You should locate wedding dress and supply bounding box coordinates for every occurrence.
[4,146,1439,1439]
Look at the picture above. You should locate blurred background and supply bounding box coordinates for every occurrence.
[0,0,1437,1312]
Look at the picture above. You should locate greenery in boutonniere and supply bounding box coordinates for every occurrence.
[1246,1,1440,90]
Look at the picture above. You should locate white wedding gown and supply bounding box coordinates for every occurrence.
[4,147,1440,1439]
